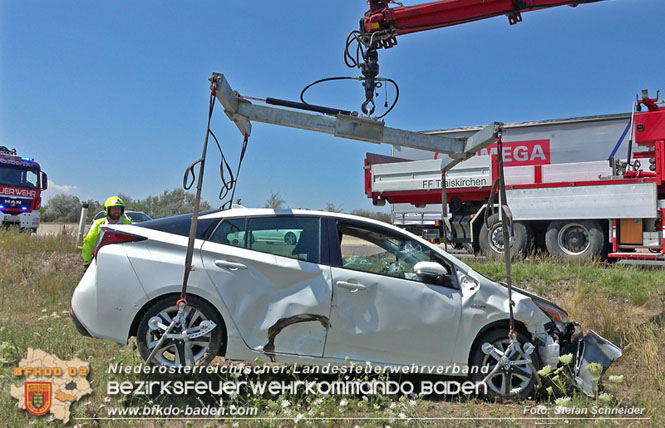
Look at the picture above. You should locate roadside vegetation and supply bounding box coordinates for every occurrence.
[0,230,661,427]
[41,189,213,223]
[42,189,390,225]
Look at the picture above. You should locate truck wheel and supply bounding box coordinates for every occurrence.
[478,214,533,259]
[545,220,604,262]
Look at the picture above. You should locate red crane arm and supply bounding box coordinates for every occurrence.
[351,0,606,114]
[363,0,605,47]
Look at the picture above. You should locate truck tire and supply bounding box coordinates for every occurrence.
[478,214,533,259]
[545,220,604,263]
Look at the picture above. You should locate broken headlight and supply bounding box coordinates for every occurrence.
[535,300,569,324]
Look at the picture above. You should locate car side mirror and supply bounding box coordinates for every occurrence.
[41,172,48,190]
[414,261,449,283]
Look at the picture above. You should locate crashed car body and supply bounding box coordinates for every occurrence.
[70,208,621,398]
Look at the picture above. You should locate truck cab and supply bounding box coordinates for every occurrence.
[0,146,47,232]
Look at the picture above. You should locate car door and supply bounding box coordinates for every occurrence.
[200,215,333,358]
[324,219,462,366]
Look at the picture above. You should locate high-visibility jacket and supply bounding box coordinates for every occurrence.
[81,216,132,262]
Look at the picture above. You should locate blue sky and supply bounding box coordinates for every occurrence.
[2,0,664,212]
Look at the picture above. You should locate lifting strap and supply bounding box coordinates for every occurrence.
[146,85,250,366]
[480,131,542,391]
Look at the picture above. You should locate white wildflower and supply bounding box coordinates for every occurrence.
[555,396,571,407]
[537,365,552,377]
[599,392,614,404]
[609,375,624,384]
[558,353,574,365]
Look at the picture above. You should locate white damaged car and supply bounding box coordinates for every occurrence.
[70,208,621,399]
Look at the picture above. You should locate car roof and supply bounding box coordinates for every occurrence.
[199,208,394,229]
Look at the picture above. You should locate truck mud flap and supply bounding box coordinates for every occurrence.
[574,330,622,396]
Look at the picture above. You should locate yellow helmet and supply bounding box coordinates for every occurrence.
[104,196,126,216]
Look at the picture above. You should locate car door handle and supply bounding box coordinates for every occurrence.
[214,260,247,270]
[336,281,367,291]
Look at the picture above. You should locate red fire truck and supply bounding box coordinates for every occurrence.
[0,146,48,232]
[365,92,665,262]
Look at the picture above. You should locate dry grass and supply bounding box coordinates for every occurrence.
[470,259,665,426]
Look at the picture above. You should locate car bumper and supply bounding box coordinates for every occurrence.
[70,246,149,344]
[69,305,92,337]
[574,330,623,396]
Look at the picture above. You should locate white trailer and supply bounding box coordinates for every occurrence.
[365,111,665,261]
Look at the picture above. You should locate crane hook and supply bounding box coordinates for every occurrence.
[360,48,380,116]
[362,98,376,115]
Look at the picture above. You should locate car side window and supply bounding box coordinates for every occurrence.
[338,222,451,283]
[246,216,320,263]
[209,218,247,248]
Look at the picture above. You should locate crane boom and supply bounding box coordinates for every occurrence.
[363,0,606,46]
[352,0,607,114]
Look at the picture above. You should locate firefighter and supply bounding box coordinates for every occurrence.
[81,196,132,263]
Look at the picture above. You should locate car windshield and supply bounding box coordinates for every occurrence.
[0,166,39,189]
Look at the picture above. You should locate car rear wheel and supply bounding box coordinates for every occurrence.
[137,295,224,367]
[470,329,540,400]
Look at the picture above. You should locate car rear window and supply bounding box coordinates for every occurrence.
[138,211,219,240]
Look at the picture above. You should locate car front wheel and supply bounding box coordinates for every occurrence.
[137,295,224,367]
[470,329,540,400]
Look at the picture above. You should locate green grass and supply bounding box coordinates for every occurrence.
[466,257,664,306]
[0,229,662,427]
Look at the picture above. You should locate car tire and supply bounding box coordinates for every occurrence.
[284,232,297,245]
[137,295,225,367]
[478,214,533,259]
[545,220,604,263]
[470,329,540,401]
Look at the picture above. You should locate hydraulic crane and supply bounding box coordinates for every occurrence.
[351,0,606,114]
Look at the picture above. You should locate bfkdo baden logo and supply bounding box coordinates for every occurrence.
[11,348,92,423]
[25,382,52,416]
